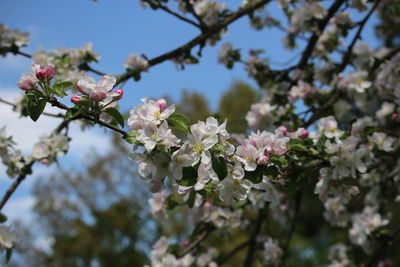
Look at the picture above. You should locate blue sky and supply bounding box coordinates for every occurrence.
[0,0,381,237]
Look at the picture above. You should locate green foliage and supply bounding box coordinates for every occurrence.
[211,156,228,180]
[176,167,198,186]
[27,98,46,122]
[51,81,73,97]
[175,90,212,123]
[123,130,142,145]
[104,107,125,128]
[244,166,263,184]
[0,213,7,223]
[167,113,191,133]
[65,106,84,120]
[218,81,258,133]
[188,190,196,209]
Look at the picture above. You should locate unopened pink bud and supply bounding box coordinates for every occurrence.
[156,98,167,111]
[36,69,47,80]
[17,79,34,91]
[277,126,287,136]
[71,95,82,104]
[44,65,55,79]
[113,89,124,100]
[257,154,269,165]
[297,128,309,138]
[392,113,399,120]
[91,91,107,102]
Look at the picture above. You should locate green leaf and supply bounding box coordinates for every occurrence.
[289,143,308,152]
[5,248,12,263]
[66,106,84,120]
[210,144,225,154]
[166,195,180,211]
[244,166,263,184]
[211,156,228,180]
[167,113,190,133]
[104,107,125,128]
[270,155,288,167]
[188,190,196,209]
[27,98,46,122]
[362,126,380,136]
[0,213,7,223]
[51,81,73,97]
[175,167,197,186]
[123,131,142,145]
[263,166,279,179]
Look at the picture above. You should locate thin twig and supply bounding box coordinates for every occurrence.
[303,1,381,127]
[0,97,64,118]
[179,226,214,257]
[371,44,400,72]
[142,0,201,29]
[338,0,380,72]
[366,225,400,267]
[218,240,250,265]
[296,0,346,70]
[116,0,272,86]
[47,97,128,137]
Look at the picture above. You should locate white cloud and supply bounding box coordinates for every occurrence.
[0,88,110,157]
[0,87,114,228]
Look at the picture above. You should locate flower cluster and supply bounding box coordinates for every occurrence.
[193,0,226,26]
[17,64,55,91]
[127,98,308,210]
[124,54,149,71]
[0,23,29,56]
[0,226,17,250]
[32,43,99,83]
[32,133,69,164]
[0,127,25,178]
[148,236,218,267]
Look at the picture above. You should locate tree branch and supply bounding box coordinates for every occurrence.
[244,207,267,267]
[116,0,271,86]
[338,0,381,72]
[15,50,105,76]
[0,119,70,211]
[279,189,303,267]
[297,0,346,70]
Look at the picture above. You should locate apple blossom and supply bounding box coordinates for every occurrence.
[77,74,117,102]
[124,54,149,71]
[0,226,17,250]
